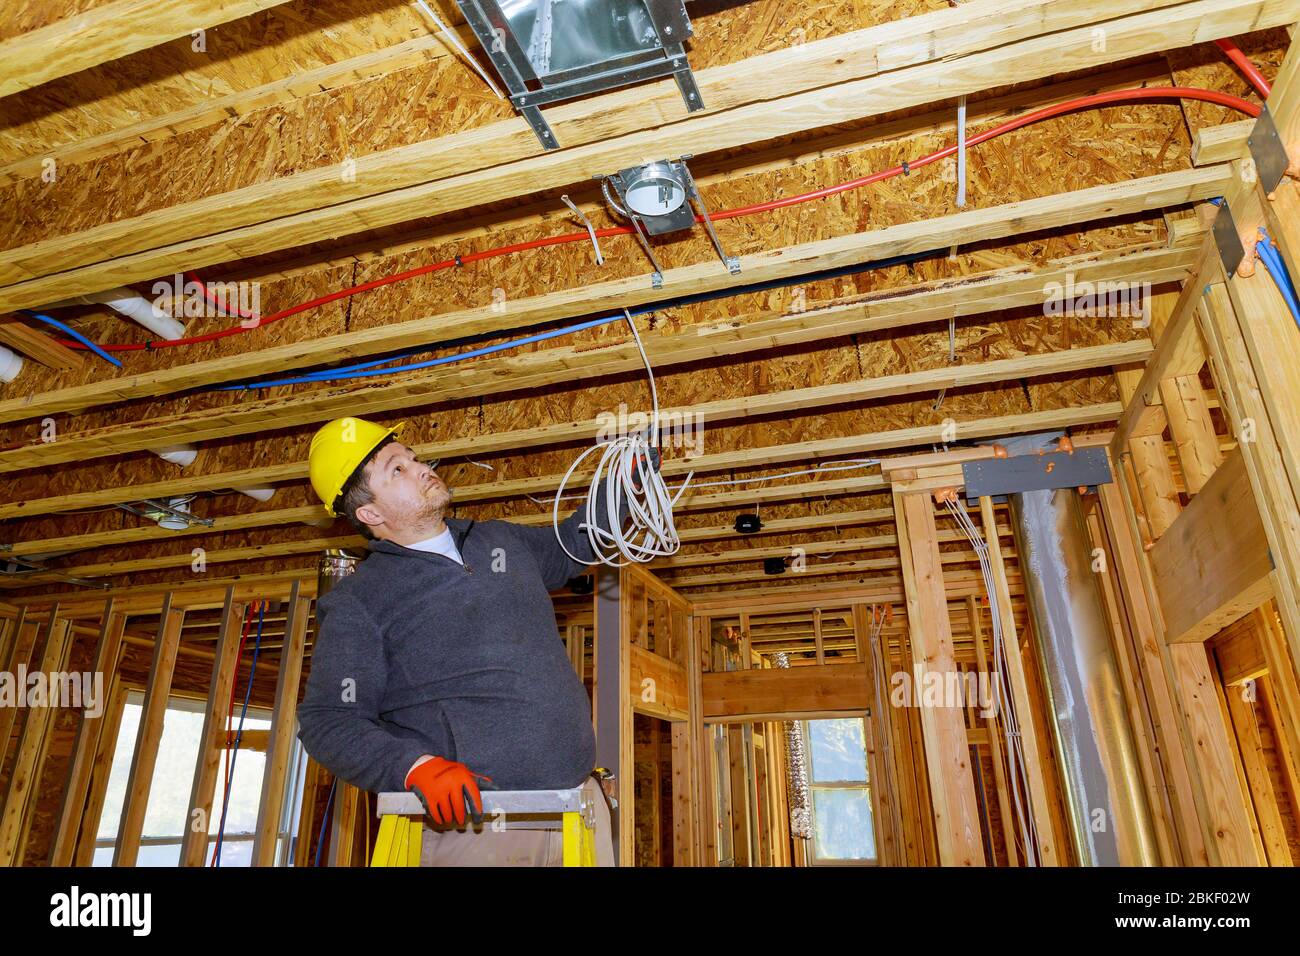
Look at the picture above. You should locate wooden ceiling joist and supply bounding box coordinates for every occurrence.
[0,167,1221,427]
[0,30,474,186]
[0,0,1238,302]
[0,332,1152,474]
[0,238,1184,512]
[0,0,295,99]
[3,401,1115,564]
[6,514,1017,587]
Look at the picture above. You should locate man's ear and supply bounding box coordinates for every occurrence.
[354,500,385,533]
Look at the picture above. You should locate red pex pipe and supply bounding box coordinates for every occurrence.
[1215,38,1272,99]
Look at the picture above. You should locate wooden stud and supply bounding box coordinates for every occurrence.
[74,670,128,866]
[978,497,1061,866]
[179,588,247,867]
[252,585,311,865]
[0,607,73,865]
[48,600,125,866]
[895,492,985,866]
[112,592,185,866]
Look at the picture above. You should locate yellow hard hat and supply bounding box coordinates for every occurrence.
[309,417,406,516]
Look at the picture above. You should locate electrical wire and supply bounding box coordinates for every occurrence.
[218,313,625,390]
[1215,38,1272,99]
[314,778,338,867]
[552,310,691,566]
[944,495,1042,865]
[213,600,266,867]
[49,86,1260,358]
[218,250,936,390]
[185,271,258,321]
[539,457,881,504]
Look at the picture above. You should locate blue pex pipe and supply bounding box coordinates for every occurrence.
[19,310,123,367]
[1256,229,1300,329]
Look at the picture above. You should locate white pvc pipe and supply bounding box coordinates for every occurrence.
[0,345,23,383]
[235,487,276,502]
[81,287,185,340]
[151,443,198,468]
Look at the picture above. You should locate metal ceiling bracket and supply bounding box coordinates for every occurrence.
[1211,202,1247,278]
[680,161,740,275]
[1248,105,1289,195]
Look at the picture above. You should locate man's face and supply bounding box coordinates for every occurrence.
[353,441,451,537]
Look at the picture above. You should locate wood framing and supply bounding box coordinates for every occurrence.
[5,0,1300,872]
[894,492,985,866]
[47,600,125,866]
[1148,449,1276,643]
[112,593,185,866]
[252,583,310,865]
[179,588,247,867]
[0,0,295,99]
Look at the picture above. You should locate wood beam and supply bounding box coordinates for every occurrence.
[0,609,73,865]
[47,601,125,866]
[0,0,294,99]
[1149,448,1275,643]
[4,402,1119,569]
[112,593,185,866]
[0,317,84,371]
[978,496,1060,865]
[700,663,871,722]
[0,30,473,185]
[252,585,309,865]
[0,166,1227,424]
[0,0,1247,300]
[179,589,246,867]
[2,325,1159,470]
[895,492,985,866]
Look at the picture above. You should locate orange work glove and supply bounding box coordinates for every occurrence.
[405,756,493,826]
[629,441,662,492]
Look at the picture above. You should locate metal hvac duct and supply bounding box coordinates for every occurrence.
[772,651,812,841]
[317,548,362,600]
[1009,485,1159,866]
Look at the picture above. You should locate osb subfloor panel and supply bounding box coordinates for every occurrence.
[0,0,442,163]
[0,0,117,43]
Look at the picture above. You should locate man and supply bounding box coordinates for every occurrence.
[296,416,656,866]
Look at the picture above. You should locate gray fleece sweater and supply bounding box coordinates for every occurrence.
[297,504,618,795]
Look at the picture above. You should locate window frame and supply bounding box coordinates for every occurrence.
[92,690,308,867]
[800,716,878,866]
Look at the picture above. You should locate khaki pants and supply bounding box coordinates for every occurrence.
[418,775,614,867]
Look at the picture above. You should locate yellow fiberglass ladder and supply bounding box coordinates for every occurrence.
[370,787,599,867]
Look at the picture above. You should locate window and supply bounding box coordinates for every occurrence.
[93,693,308,866]
[802,717,876,864]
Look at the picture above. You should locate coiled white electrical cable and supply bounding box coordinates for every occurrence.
[533,457,880,506]
[553,311,692,567]
[551,310,885,565]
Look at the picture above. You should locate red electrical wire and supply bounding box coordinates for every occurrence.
[1215,38,1272,99]
[55,86,1260,354]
